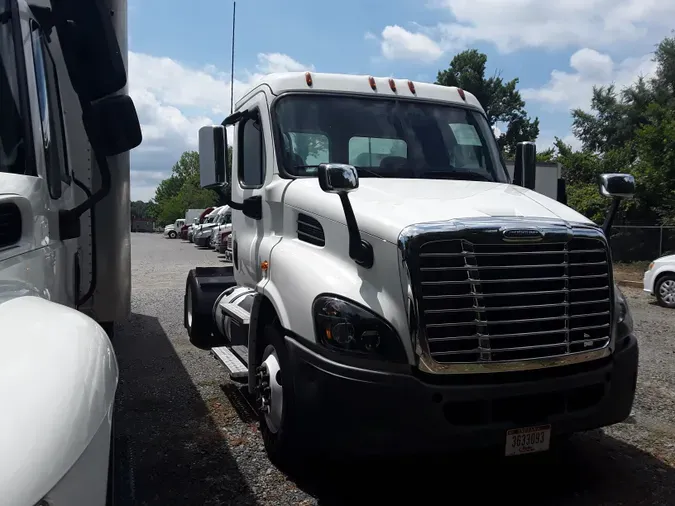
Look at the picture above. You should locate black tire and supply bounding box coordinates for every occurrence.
[655,274,675,308]
[99,321,115,340]
[258,324,304,472]
[184,276,218,349]
[168,230,177,239]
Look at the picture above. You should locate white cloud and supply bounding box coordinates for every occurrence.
[128,51,312,200]
[536,132,582,152]
[378,25,443,62]
[372,1,674,59]
[521,48,658,111]
[434,0,675,53]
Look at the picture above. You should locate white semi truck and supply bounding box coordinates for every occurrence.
[0,0,140,504]
[184,72,638,469]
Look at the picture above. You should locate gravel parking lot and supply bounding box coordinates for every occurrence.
[112,233,675,506]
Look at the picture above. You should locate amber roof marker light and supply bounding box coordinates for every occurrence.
[388,78,397,92]
[368,76,377,91]
[407,80,416,94]
[305,71,313,87]
[458,88,466,101]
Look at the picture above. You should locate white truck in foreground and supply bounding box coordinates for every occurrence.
[0,0,140,503]
[184,72,638,468]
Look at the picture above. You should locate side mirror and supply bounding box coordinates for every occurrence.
[198,125,228,189]
[513,141,536,190]
[599,173,635,199]
[599,173,635,236]
[83,95,142,156]
[36,0,127,102]
[317,163,373,268]
[318,164,359,194]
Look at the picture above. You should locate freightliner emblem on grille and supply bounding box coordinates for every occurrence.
[501,227,545,242]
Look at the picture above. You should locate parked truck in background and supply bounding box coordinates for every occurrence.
[184,72,638,469]
[0,0,141,503]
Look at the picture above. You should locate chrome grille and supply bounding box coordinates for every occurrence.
[413,230,611,365]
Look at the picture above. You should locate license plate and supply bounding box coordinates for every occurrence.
[505,424,551,456]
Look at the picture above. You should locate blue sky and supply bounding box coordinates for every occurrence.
[127,0,674,200]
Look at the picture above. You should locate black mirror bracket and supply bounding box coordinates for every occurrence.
[602,197,622,237]
[338,192,374,269]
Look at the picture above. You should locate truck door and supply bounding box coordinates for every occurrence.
[231,91,270,288]
[0,0,74,305]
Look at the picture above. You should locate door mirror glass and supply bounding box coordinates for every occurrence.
[514,141,536,190]
[318,163,359,194]
[198,125,228,189]
[599,173,635,199]
[34,0,128,102]
[83,94,141,156]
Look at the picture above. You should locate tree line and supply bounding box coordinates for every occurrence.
[134,33,675,227]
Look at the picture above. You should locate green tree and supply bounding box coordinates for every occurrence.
[564,34,675,225]
[151,150,220,225]
[436,49,540,157]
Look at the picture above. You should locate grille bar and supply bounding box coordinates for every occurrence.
[413,232,612,365]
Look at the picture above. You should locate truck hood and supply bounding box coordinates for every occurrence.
[0,296,118,505]
[285,178,593,243]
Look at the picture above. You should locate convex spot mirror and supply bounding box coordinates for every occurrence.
[198,125,228,189]
[83,95,141,157]
[35,0,127,102]
[599,173,635,199]
[318,164,359,194]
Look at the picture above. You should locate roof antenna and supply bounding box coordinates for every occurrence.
[230,0,236,114]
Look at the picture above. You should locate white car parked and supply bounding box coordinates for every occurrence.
[643,253,675,308]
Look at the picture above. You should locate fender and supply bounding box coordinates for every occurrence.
[0,296,118,506]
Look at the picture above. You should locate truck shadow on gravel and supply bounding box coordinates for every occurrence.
[111,313,256,506]
[291,431,675,505]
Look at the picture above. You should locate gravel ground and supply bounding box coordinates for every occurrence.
[112,233,675,506]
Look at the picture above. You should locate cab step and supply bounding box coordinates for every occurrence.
[212,345,248,383]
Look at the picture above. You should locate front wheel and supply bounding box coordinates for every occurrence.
[656,274,675,308]
[168,230,177,239]
[257,324,303,471]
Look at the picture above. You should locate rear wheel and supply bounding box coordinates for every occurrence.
[184,276,217,348]
[656,274,675,308]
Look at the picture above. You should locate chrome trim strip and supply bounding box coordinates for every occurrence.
[397,217,615,375]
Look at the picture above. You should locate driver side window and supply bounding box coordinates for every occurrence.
[238,109,264,188]
[30,21,69,199]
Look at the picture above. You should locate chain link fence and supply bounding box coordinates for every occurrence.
[609,225,675,262]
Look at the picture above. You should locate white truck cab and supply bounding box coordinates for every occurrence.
[185,72,638,469]
[0,0,141,503]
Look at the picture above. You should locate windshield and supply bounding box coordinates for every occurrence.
[274,95,507,183]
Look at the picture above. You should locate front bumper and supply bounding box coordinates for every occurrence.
[194,235,211,247]
[643,269,654,294]
[286,334,638,456]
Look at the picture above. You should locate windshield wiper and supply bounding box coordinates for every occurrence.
[420,170,493,182]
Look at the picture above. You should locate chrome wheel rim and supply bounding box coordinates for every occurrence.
[258,348,283,434]
[660,279,675,304]
[186,288,193,328]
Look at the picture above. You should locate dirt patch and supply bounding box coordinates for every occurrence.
[614,262,649,283]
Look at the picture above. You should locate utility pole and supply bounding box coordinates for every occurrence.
[230,0,236,114]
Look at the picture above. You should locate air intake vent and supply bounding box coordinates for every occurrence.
[297,213,325,247]
[0,203,21,248]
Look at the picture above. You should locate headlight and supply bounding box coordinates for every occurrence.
[615,285,633,335]
[312,295,407,363]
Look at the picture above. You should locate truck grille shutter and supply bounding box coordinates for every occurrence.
[297,213,325,247]
[412,231,611,365]
[0,203,21,248]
